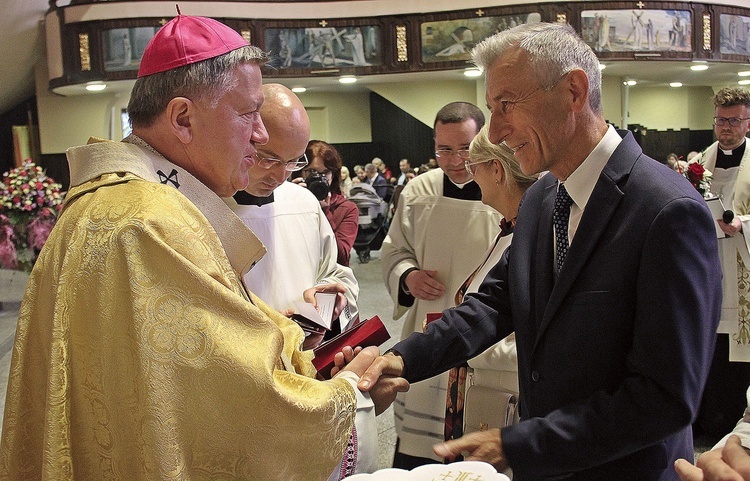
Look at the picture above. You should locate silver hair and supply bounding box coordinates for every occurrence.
[472,23,602,115]
[469,124,538,190]
[127,45,268,128]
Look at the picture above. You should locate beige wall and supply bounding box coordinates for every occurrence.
[626,85,716,131]
[368,80,478,126]
[297,90,371,143]
[601,76,622,127]
[36,57,128,154]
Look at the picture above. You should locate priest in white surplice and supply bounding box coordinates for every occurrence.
[381,102,502,467]
[225,85,373,478]
[694,87,750,439]
[227,84,359,338]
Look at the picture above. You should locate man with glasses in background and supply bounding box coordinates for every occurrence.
[381,101,501,468]
[228,83,359,346]
[693,87,750,442]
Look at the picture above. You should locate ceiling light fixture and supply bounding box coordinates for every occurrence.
[598,63,606,71]
[623,80,637,86]
[339,76,357,84]
[739,71,750,77]
[670,82,683,88]
[690,64,709,71]
[739,79,750,86]
[291,86,307,93]
[464,68,482,78]
[85,82,107,92]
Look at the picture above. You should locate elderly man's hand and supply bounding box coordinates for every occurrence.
[675,435,750,481]
[334,348,409,415]
[355,352,409,415]
[336,345,380,378]
[433,429,508,471]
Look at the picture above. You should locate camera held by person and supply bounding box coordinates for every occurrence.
[305,170,331,201]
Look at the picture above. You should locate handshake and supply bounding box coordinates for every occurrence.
[333,345,510,470]
[332,346,409,415]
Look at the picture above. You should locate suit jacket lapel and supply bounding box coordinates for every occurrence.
[535,132,638,345]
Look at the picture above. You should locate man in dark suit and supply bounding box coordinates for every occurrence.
[356,22,721,480]
[364,162,389,200]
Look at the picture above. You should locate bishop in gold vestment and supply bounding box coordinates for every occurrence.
[0,138,360,480]
[0,13,381,480]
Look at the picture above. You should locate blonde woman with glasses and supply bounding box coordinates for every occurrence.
[443,125,537,473]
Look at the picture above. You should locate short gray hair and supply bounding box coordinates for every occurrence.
[469,124,538,191]
[128,46,268,128]
[472,23,602,115]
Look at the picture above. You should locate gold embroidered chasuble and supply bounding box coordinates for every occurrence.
[0,138,356,480]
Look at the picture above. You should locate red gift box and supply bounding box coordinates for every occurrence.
[312,316,390,379]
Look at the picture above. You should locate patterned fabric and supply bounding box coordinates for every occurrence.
[0,139,357,481]
[553,183,574,272]
[337,425,358,479]
[736,251,750,347]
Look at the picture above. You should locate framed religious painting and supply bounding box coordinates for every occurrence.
[263,25,383,70]
[102,26,160,73]
[580,8,692,54]
[719,13,750,56]
[420,12,542,64]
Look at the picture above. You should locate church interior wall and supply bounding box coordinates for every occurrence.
[30,0,750,176]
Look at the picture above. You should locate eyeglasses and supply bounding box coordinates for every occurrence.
[464,158,494,176]
[435,149,471,160]
[254,152,308,171]
[714,117,750,127]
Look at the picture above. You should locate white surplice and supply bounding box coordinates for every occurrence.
[697,139,750,361]
[381,167,502,460]
[227,181,359,329]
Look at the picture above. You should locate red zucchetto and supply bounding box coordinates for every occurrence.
[138,14,249,77]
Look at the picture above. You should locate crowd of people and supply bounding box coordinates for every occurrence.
[343,156,436,195]
[1,13,750,481]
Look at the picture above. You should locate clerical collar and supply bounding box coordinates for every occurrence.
[443,173,482,201]
[720,138,746,156]
[716,138,746,169]
[234,190,275,206]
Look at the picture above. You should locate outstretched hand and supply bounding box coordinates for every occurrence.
[333,350,409,415]
[335,345,381,378]
[433,428,507,471]
[675,435,750,481]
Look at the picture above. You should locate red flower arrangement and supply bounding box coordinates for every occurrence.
[0,161,64,271]
[676,158,713,198]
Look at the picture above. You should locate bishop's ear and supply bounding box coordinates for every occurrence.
[165,97,194,144]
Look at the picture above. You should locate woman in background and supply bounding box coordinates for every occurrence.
[340,165,353,198]
[443,125,538,476]
[352,164,366,184]
[302,140,359,266]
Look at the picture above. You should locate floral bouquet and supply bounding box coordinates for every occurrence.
[676,158,713,199]
[0,161,64,271]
